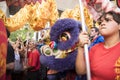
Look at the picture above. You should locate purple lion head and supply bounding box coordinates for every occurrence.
[40,18,82,72]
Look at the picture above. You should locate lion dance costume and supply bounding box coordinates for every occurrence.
[40,18,86,80]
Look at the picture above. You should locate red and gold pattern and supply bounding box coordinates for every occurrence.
[0,20,7,80]
[0,43,7,78]
[115,57,120,80]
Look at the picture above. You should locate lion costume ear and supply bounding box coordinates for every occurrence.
[116,0,120,8]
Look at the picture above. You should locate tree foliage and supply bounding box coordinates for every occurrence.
[9,25,34,42]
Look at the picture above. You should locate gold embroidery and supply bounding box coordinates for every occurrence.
[0,43,7,77]
[115,57,120,80]
[115,57,120,67]
[115,75,120,80]
[115,68,120,74]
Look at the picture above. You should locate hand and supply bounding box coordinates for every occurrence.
[78,31,89,48]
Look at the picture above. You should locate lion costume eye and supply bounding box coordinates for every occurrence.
[40,45,53,56]
[59,32,71,42]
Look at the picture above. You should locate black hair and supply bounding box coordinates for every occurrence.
[98,11,120,24]
[18,43,22,49]
[23,40,27,46]
[6,28,10,38]
[91,27,99,32]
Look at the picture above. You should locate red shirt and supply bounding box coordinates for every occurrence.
[28,49,40,71]
[89,42,120,80]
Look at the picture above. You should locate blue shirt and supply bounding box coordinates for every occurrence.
[88,36,104,50]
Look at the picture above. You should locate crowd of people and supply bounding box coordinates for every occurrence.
[6,30,43,80]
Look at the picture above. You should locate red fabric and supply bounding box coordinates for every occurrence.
[28,49,40,71]
[5,0,45,7]
[117,0,120,8]
[0,19,7,80]
[89,42,120,80]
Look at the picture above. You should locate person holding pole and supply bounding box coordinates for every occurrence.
[76,11,120,80]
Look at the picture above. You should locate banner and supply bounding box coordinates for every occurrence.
[0,19,7,80]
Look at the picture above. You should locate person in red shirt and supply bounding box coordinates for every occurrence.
[24,40,40,80]
[76,11,120,80]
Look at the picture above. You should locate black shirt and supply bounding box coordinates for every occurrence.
[6,42,15,74]
[7,42,15,64]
